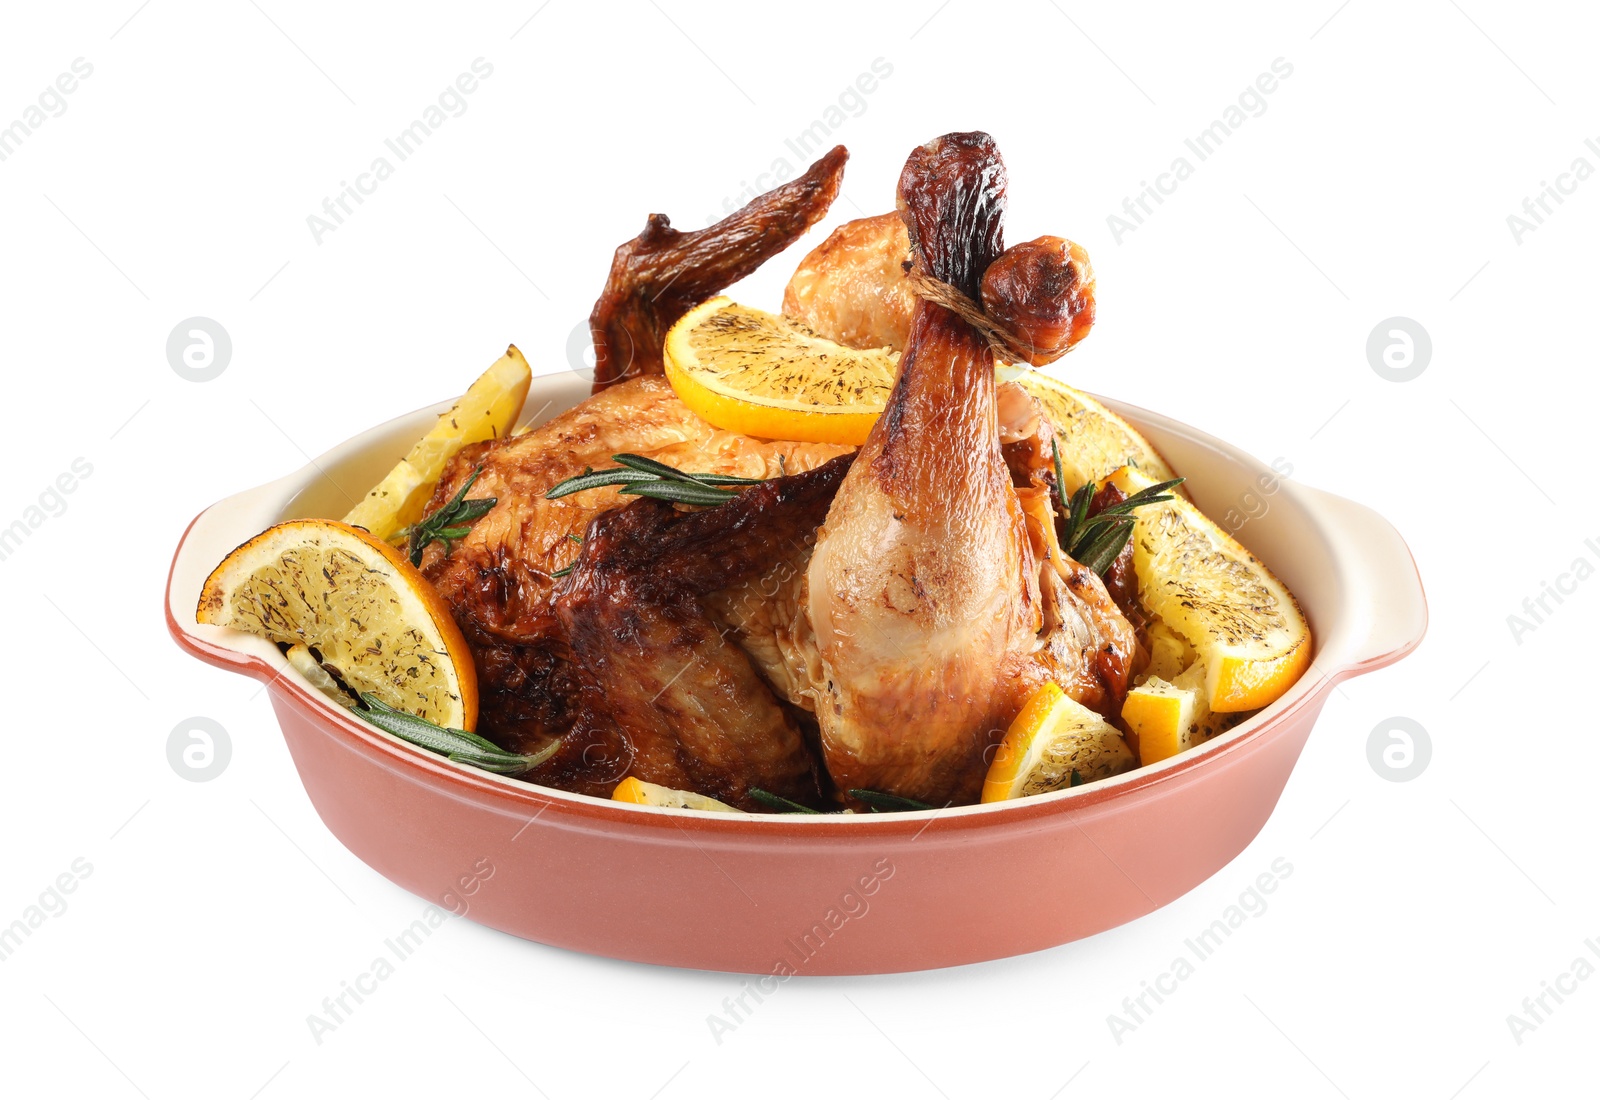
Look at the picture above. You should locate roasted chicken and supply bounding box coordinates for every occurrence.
[557,455,854,808]
[423,131,1131,809]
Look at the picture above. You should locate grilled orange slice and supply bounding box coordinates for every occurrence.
[1106,466,1311,712]
[981,683,1135,802]
[197,519,477,729]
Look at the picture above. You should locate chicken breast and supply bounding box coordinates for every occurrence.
[421,375,850,757]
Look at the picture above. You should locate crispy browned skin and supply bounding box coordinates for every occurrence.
[421,376,851,759]
[555,456,855,809]
[980,236,1096,365]
[798,133,1133,806]
[782,212,917,350]
[589,146,848,391]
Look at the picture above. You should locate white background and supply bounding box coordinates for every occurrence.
[1,1,1593,1096]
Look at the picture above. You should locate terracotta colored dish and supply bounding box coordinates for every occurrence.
[167,371,1425,975]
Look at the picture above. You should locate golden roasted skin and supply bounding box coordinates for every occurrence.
[781,212,918,351]
[421,376,850,762]
[556,456,854,809]
[797,133,1132,806]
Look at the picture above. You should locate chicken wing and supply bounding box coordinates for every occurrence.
[589,146,848,391]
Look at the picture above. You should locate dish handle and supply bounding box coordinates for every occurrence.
[165,476,304,680]
[1284,482,1427,678]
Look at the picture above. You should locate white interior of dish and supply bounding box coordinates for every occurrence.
[172,371,1413,821]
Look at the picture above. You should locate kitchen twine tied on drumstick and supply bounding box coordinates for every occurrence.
[904,265,1054,365]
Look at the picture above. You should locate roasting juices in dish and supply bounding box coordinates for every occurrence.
[195,131,1310,815]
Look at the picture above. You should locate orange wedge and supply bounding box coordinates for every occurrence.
[1105,466,1311,712]
[197,519,478,729]
[611,777,741,812]
[981,682,1135,802]
[1121,650,1232,764]
[343,345,531,541]
[1121,677,1201,766]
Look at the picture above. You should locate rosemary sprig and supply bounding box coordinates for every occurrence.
[1071,517,1137,577]
[1052,443,1183,576]
[849,788,934,812]
[748,787,821,813]
[609,452,767,486]
[357,694,558,775]
[621,480,746,507]
[546,453,765,506]
[543,466,658,497]
[406,466,497,565]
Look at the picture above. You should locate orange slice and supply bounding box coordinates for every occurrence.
[1008,368,1178,492]
[663,296,897,445]
[1105,466,1311,712]
[197,519,478,729]
[283,643,357,709]
[981,682,1135,803]
[663,298,1175,488]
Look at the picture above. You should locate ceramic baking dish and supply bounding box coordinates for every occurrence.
[167,371,1426,974]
